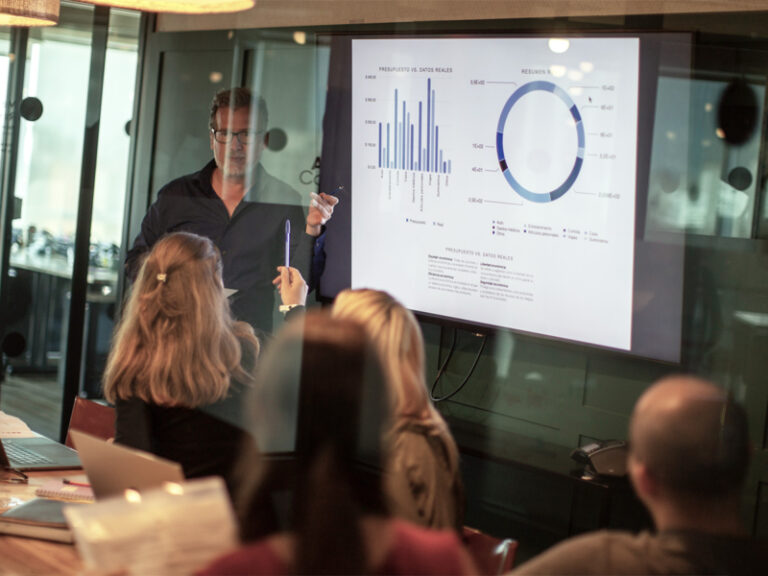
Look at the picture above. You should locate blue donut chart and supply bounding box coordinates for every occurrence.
[496,80,585,203]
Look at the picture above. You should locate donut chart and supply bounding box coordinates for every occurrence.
[496,80,585,203]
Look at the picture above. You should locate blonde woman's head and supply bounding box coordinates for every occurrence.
[136,230,224,321]
[331,289,429,421]
[331,289,461,500]
[103,232,258,406]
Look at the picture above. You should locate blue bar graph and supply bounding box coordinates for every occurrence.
[377,78,450,174]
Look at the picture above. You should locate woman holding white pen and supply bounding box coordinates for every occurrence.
[103,232,307,497]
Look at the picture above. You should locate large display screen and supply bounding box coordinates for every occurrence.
[318,34,688,363]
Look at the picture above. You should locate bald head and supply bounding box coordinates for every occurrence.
[629,375,750,498]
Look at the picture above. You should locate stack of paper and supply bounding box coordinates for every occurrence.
[65,476,238,575]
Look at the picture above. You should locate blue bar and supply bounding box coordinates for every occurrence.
[402,101,406,171]
[387,123,390,169]
[427,78,431,172]
[432,89,437,173]
[394,90,398,170]
[405,112,409,171]
[407,113,411,170]
[418,102,422,172]
[410,124,414,170]
[378,123,382,168]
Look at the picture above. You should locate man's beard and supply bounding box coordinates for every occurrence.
[222,155,250,178]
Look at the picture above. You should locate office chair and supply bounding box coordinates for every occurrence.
[462,526,518,575]
[64,397,116,448]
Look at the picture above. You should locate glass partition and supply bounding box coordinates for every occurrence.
[128,18,768,546]
[2,3,768,562]
[646,73,764,239]
[243,36,330,198]
[0,30,10,138]
[137,29,329,330]
[82,8,140,397]
[0,3,140,437]
[2,3,94,439]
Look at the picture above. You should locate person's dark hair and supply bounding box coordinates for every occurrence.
[239,312,390,574]
[208,87,268,131]
[639,396,751,498]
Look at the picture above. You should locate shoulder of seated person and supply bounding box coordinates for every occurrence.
[198,538,286,576]
[266,532,295,567]
[510,530,642,575]
[391,515,447,531]
[381,519,471,573]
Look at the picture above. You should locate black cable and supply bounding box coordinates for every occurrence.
[432,327,457,387]
[431,329,487,403]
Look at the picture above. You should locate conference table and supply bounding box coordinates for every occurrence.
[0,470,83,575]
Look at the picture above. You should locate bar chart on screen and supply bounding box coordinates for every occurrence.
[354,62,455,217]
[376,78,452,175]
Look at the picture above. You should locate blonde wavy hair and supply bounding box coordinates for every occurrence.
[331,289,459,471]
[103,232,259,406]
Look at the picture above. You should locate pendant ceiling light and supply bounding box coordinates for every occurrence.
[76,0,255,14]
[0,1,59,26]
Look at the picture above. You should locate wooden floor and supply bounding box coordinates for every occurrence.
[0,372,62,440]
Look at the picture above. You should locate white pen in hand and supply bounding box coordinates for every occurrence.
[284,219,291,268]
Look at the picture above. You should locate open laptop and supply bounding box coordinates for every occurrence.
[0,435,81,471]
[69,430,185,499]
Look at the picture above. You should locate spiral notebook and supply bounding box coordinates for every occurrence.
[35,479,95,502]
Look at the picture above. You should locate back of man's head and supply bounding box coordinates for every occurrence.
[629,375,750,500]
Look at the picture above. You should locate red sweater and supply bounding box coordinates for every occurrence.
[199,519,472,575]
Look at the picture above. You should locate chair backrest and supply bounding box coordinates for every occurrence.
[65,397,116,448]
[462,526,518,576]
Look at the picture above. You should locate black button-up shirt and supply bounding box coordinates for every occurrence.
[126,160,314,333]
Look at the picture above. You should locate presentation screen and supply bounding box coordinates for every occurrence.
[318,34,688,364]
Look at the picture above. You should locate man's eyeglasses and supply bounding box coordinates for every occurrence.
[211,129,265,145]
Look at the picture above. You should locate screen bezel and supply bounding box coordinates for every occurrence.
[316,30,692,365]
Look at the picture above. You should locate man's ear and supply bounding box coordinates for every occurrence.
[630,459,659,501]
[210,131,215,151]
[263,129,270,148]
